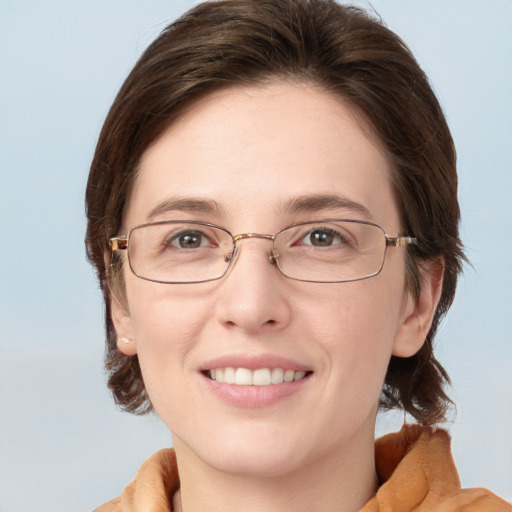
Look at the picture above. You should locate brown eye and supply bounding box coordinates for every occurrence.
[309,230,334,246]
[301,228,347,247]
[169,230,209,249]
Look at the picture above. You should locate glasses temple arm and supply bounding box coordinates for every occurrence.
[109,236,128,251]
[386,236,417,247]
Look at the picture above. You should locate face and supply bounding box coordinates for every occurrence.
[113,82,429,477]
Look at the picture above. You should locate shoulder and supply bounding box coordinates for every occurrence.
[93,496,122,512]
[92,449,178,512]
[372,425,511,511]
[438,488,511,511]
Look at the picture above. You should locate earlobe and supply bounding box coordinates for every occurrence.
[111,292,138,356]
[392,259,444,358]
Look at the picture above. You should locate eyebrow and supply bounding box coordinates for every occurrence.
[146,193,373,222]
[282,193,373,220]
[147,196,225,221]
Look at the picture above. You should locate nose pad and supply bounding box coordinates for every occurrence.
[223,244,279,280]
[222,245,240,278]
[269,248,279,265]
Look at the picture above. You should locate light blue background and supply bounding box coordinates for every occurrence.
[1,1,511,510]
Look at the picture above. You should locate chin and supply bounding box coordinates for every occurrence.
[207,445,307,479]
[175,425,311,478]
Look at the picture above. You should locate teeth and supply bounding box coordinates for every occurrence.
[293,371,306,381]
[208,367,308,386]
[271,368,284,384]
[235,368,252,385]
[253,368,271,386]
[224,367,236,384]
[283,369,295,382]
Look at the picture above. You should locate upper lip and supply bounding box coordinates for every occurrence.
[200,353,311,372]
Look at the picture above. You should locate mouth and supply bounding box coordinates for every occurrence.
[204,367,312,386]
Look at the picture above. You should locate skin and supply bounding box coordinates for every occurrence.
[112,82,443,512]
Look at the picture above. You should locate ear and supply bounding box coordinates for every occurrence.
[110,289,138,357]
[392,259,444,358]
[104,249,138,356]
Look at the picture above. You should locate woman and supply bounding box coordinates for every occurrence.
[86,1,510,510]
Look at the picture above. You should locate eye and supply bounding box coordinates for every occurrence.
[299,227,349,247]
[167,230,214,249]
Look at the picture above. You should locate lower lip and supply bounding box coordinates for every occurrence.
[202,374,311,408]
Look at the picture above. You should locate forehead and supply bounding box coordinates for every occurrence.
[126,82,399,231]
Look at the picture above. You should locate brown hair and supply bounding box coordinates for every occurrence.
[86,0,464,424]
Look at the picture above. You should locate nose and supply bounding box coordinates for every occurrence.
[215,238,291,334]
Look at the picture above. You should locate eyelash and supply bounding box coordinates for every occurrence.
[164,230,217,249]
[294,226,353,247]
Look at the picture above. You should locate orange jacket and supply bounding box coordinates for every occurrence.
[95,425,510,511]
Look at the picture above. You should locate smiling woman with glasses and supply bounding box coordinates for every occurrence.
[85,1,510,511]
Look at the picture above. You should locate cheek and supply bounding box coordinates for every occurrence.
[124,280,213,394]
[310,276,402,343]
[126,276,212,342]
[308,275,405,384]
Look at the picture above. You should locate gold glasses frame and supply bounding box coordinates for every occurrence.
[109,219,417,284]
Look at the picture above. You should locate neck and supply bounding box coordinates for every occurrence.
[172,427,378,512]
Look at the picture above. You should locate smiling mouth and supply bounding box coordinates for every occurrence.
[204,367,312,386]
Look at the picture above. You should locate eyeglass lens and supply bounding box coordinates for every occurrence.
[125,220,387,284]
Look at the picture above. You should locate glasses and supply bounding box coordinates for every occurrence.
[109,219,417,284]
